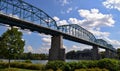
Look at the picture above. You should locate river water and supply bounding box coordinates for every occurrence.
[0,59,79,64]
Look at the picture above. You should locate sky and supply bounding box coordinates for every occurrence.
[1,0,120,53]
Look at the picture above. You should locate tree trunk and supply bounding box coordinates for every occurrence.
[8,58,10,68]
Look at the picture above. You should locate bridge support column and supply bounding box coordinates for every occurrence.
[110,51,116,58]
[92,46,99,60]
[49,35,65,61]
[105,49,110,58]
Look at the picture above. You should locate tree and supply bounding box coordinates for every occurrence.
[99,51,105,59]
[0,27,25,68]
[117,48,120,59]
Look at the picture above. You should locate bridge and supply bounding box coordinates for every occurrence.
[0,0,116,61]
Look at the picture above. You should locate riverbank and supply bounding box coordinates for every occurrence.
[0,58,119,71]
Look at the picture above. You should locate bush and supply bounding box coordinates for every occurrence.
[75,68,109,71]
[97,58,119,71]
[66,62,77,71]
[24,59,32,63]
[0,68,19,71]
[0,61,45,70]
[0,62,8,68]
[45,61,65,71]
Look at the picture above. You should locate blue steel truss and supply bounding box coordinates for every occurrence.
[58,24,115,51]
[0,0,58,30]
[0,0,116,51]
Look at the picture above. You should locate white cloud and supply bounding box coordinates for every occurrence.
[59,0,70,6]
[38,47,50,53]
[66,7,73,13]
[103,37,120,49]
[36,34,51,53]
[53,16,60,21]
[78,9,115,28]
[57,20,68,26]
[66,44,92,53]
[68,18,80,24]
[89,29,110,38]
[21,29,32,35]
[103,0,120,11]
[42,37,51,43]
[53,16,68,26]
[25,45,34,52]
[41,34,51,43]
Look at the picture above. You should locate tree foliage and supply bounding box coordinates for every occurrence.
[0,27,25,67]
[117,48,120,59]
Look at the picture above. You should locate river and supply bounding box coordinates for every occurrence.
[0,59,79,64]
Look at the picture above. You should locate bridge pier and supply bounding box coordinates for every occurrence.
[49,35,65,61]
[92,46,99,60]
[110,51,116,58]
[105,49,110,58]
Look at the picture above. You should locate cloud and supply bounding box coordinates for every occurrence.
[77,9,115,28]
[53,16,68,26]
[36,34,51,53]
[103,37,120,49]
[53,16,60,21]
[59,0,71,6]
[66,7,73,13]
[38,47,50,53]
[21,29,32,35]
[42,37,51,43]
[66,44,92,52]
[25,45,34,52]
[89,29,110,38]
[103,0,120,11]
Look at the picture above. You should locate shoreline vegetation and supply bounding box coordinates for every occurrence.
[0,58,119,71]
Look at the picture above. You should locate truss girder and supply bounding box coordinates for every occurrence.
[58,24,115,51]
[0,0,58,30]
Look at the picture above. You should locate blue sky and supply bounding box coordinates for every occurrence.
[1,0,120,53]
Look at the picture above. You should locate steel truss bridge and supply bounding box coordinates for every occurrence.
[0,0,116,53]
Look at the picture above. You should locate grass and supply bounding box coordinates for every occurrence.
[0,68,39,71]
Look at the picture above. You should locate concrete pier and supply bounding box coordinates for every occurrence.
[49,35,65,61]
[92,46,99,60]
[105,49,110,58]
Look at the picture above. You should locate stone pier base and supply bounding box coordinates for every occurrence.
[92,46,99,60]
[49,35,65,61]
[105,49,110,58]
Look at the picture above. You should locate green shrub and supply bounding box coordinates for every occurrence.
[0,62,8,68]
[117,61,120,71]
[61,62,71,71]
[45,61,65,71]
[66,62,78,71]
[97,58,119,71]
[75,68,109,71]
[46,69,54,71]
[24,59,32,63]
[0,61,45,70]
[0,68,19,71]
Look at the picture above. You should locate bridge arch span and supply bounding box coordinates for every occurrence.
[58,24,96,43]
